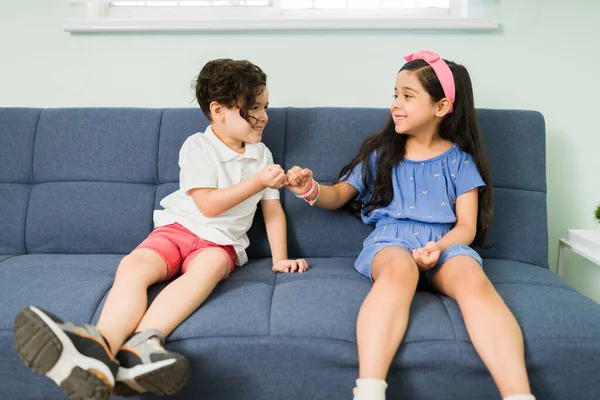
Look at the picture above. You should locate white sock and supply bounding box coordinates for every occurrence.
[353,379,387,400]
[503,395,535,400]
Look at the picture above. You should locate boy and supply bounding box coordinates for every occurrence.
[14,59,307,400]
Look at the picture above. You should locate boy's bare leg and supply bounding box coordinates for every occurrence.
[96,248,167,355]
[111,248,230,397]
[135,247,231,336]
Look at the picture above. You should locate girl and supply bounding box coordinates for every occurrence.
[285,51,534,400]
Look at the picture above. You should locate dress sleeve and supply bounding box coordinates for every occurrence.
[455,153,486,197]
[342,152,376,201]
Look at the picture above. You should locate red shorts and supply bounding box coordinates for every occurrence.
[136,223,237,281]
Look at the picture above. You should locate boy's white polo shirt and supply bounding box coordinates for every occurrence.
[153,125,279,266]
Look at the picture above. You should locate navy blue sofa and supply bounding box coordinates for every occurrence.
[1,107,599,400]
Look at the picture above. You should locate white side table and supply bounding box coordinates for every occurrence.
[557,229,600,277]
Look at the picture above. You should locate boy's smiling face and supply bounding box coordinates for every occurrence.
[211,86,269,152]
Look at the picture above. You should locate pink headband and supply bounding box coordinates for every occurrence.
[404,50,455,113]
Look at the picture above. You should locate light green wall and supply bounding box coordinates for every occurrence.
[1,0,599,301]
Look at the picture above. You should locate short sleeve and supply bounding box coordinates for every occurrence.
[179,138,218,195]
[261,147,280,201]
[342,152,377,201]
[342,162,367,200]
[455,153,486,196]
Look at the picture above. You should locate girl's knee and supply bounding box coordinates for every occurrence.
[456,265,494,299]
[376,259,419,288]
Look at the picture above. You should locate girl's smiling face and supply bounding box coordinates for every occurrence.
[390,70,447,137]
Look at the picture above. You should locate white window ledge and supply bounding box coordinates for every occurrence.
[63,17,499,33]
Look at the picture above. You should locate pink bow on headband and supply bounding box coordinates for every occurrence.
[404,50,455,113]
[404,50,441,64]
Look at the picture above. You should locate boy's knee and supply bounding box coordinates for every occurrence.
[115,250,166,284]
[184,248,232,280]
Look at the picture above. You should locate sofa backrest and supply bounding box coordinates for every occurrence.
[0,107,548,268]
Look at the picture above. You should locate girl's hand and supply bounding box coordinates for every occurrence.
[284,166,314,195]
[272,259,309,273]
[257,164,286,189]
[412,241,441,271]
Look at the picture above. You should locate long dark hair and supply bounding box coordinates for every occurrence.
[339,59,494,246]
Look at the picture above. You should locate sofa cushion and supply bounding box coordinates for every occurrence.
[284,189,373,259]
[450,259,599,342]
[477,109,546,192]
[0,108,39,256]
[2,254,600,400]
[483,258,569,288]
[77,256,595,347]
[1,254,592,344]
[0,183,29,255]
[0,108,39,183]
[475,187,548,268]
[33,108,161,184]
[0,254,120,331]
[26,182,155,254]
[91,256,598,400]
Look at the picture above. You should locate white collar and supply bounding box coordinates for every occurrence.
[204,125,259,162]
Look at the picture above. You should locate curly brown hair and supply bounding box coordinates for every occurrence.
[193,59,267,127]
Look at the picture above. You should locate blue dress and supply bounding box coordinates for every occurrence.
[343,144,485,285]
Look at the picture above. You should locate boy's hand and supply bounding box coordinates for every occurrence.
[258,164,286,189]
[412,241,441,271]
[284,166,314,195]
[272,259,309,273]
